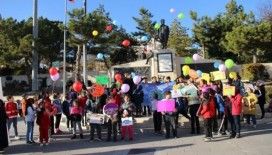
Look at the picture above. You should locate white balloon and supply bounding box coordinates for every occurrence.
[50,73,60,81]
[133,76,142,85]
[170,8,175,13]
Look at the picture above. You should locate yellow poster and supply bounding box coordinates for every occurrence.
[210,71,226,81]
[223,85,235,96]
[201,73,210,83]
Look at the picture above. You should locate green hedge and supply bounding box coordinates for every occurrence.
[241,64,270,81]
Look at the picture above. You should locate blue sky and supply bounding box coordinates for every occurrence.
[0,0,269,34]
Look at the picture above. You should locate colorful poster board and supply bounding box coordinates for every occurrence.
[95,75,109,85]
[223,85,235,96]
[87,113,105,124]
[171,90,184,98]
[103,103,118,116]
[210,71,226,81]
[201,73,210,83]
[121,117,133,126]
[157,99,175,112]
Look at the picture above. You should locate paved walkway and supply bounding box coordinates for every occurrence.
[3,115,272,155]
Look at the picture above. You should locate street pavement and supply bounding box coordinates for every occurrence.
[3,114,272,155]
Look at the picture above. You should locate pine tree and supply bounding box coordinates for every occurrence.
[168,19,191,56]
[132,7,156,38]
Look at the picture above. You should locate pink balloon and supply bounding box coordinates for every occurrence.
[219,64,227,72]
[193,54,200,61]
[133,76,142,85]
[121,84,130,93]
[50,73,60,81]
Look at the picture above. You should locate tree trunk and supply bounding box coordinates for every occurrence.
[75,45,81,81]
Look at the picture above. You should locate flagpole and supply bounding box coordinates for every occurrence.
[63,0,67,98]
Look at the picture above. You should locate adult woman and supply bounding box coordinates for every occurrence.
[0,99,9,152]
[25,98,36,144]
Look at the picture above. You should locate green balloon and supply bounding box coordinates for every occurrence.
[154,23,161,30]
[178,13,185,19]
[184,57,193,64]
[225,59,234,69]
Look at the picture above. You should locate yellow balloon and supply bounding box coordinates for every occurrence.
[92,30,98,36]
[182,65,190,73]
[229,72,237,79]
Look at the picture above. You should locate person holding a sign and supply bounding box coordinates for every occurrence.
[160,91,178,139]
[70,100,83,139]
[120,94,135,140]
[243,88,258,128]
[104,96,119,142]
[0,99,8,153]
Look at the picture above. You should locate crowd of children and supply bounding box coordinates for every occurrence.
[0,73,272,153]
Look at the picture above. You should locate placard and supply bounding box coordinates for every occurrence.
[87,113,105,124]
[201,73,210,83]
[95,75,109,85]
[157,99,175,112]
[103,103,118,116]
[171,90,184,98]
[121,117,133,126]
[157,53,173,73]
[223,85,235,96]
[210,71,226,81]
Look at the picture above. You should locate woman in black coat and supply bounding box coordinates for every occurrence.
[0,99,9,152]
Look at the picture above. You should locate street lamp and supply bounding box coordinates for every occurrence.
[32,0,38,91]
[63,0,68,98]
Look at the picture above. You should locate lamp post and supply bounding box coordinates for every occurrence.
[32,0,38,91]
[63,0,68,98]
[82,0,87,85]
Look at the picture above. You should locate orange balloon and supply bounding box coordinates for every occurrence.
[189,69,198,79]
[90,84,105,97]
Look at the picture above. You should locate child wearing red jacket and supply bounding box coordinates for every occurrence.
[36,103,51,146]
[5,96,19,140]
[197,91,216,142]
[229,89,243,138]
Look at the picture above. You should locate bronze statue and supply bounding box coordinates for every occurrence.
[158,19,169,49]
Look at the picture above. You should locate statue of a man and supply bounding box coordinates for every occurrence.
[158,19,169,49]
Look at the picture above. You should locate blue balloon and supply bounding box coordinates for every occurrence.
[213,61,220,68]
[196,70,202,77]
[131,72,136,78]
[97,53,104,60]
[141,36,148,42]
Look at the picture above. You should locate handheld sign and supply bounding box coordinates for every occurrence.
[121,117,133,126]
[157,99,175,112]
[223,85,235,96]
[103,103,118,116]
[87,113,105,124]
[210,71,226,81]
[96,75,109,85]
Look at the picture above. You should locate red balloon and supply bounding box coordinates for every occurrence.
[90,84,105,97]
[122,39,130,47]
[73,81,83,93]
[49,67,58,76]
[106,25,113,32]
[115,73,122,81]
